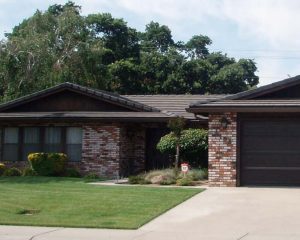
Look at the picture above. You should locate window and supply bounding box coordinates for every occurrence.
[1,126,83,162]
[3,127,19,161]
[66,127,82,162]
[44,127,62,153]
[23,127,40,161]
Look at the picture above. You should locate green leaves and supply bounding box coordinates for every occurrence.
[185,35,212,58]
[157,128,208,153]
[0,1,259,101]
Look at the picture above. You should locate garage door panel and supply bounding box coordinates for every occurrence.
[243,121,300,135]
[242,169,300,186]
[243,152,300,167]
[241,118,300,186]
[243,136,300,151]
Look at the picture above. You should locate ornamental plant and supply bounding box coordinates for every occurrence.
[166,117,186,175]
[157,128,208,168]
[0,163,6,175]
[3,167,22,176]
[28,153,67,176]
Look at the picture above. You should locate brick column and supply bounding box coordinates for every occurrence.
[208,112,237,187]
[82,124,121,178]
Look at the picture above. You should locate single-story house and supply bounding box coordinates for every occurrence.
[0,82,223,178]
[188,75,300,187]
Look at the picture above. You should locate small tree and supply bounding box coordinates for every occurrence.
[157,128,208,168]
[167,117,186,174]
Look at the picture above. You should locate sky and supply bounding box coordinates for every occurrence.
[1,0,300,86]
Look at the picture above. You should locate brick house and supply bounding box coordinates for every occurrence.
[188,75,300,187]
[0,82,222,178]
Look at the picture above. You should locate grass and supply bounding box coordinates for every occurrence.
[0,176,203,229]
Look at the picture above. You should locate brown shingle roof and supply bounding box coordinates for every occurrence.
[124,95,226,119]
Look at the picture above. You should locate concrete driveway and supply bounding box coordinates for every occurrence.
[2,187,300,240]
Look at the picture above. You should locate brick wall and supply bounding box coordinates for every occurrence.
[208,112,237,187]
[81,124,121,178]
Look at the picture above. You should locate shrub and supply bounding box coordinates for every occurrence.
[64,168,81,178]
[144,169,176,185]
[128,175,145,184]
[84,172,98,179]
[160,175,176,185]
[176,176,194,186]
[0,163,6,176]
[22,168,37,176]
[196,168,208,180]
[179,168,208,181]
[84,173,105,182]
[157,128,208,168]
[3,167,22,176]
[28,153,67,176]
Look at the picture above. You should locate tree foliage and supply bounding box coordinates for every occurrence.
[157,128,208,168]
[0,1,259,101]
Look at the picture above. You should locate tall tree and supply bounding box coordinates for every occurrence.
[141,21,174,52]
[185,35,212,59]
[0,1,259,102]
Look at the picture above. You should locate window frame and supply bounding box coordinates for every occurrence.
[2,127,20,162]
[0,126,83,162]
[66,127,83,162]
[22,127,41,161]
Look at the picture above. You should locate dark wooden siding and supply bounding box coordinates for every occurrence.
[240,114,300,186]
[254,83,300,99]
[4,91,134,112]
[145,128,171,170]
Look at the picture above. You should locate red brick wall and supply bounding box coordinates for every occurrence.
[81,124,145,178]
[208,112,237,187]
[81,124,121,178]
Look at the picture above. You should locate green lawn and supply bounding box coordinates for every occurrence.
[0,177,202,229]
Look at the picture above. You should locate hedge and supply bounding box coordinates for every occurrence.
[28,153,67,176]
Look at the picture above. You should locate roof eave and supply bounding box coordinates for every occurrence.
[187,106,300,113]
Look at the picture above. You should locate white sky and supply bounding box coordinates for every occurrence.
[1,0,300,86]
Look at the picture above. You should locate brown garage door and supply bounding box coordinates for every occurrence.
[240,118,300,186]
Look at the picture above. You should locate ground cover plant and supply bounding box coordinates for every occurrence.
[129,168,208,186]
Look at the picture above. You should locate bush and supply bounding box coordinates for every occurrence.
[3,167,22,176]
[176,176,194,186]
[144,169,176,185]
[160,175,176,185]
[22,168,37,176]
[157,128,208,168]
[128,175,148,184]
[84,172,98,179]
[128,168,206,186]
[179,168,208,181]
[0,163,6,176]
[84,173,105,182]
[64,168,81,178]
[28,153,67,176]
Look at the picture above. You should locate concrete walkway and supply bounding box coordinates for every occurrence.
[2,187,300,240]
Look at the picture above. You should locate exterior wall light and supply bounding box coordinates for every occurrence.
[221,116,230,129]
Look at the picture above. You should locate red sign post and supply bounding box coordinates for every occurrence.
[181,163,189,176]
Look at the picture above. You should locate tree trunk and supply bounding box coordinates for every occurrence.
[174,142,180,176]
